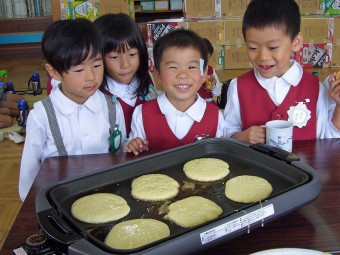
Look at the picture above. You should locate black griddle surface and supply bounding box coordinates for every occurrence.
[46,139,310,254]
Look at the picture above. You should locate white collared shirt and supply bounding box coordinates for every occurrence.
[129,92,225,141]
[223,60,340,138]
[19,87,126,201]
[106,75,139,107]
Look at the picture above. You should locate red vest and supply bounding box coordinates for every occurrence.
[237,70,319,141]
[142,100,219,151]
[198,66,214,99]
[101,90,143,136]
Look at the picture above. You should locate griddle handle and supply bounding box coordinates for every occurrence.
[249,143,300,163]
[37,209,82,252]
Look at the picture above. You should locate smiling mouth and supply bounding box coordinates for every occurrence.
[259,65,274,71]
[176,84,191,89]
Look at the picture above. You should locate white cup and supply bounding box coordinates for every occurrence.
[265,120,293,152]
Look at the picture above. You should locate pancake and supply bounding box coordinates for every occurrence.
[131,174,180,201]
[105,219,170,249]
[183,158,230,182]
[164,196,223,228]
[71,193,130,224]
[225,175,273,203]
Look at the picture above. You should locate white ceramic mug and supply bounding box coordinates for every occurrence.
[265,120,293,152]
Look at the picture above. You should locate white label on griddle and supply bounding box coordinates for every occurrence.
[200,204,274,245]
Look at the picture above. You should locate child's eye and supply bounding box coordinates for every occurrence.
[94,64,102,68]
[73,69,84,73]
[188,66,198,70]
[269,46,279,50]
[248,47,258,51]
[129,52,139,57]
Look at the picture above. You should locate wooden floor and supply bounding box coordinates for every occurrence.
[0,51,336,251]
[0,52,48,250]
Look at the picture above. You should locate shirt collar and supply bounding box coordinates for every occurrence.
[106,75,139,97]
[255,60,303,88]
[51,86,102,115]
[157,92,206,122]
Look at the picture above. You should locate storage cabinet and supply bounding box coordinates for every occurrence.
[0,16,53,57]
[134,0,183,23]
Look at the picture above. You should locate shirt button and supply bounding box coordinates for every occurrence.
[275,114,281,119]
[84,133,88,137]
[79,106,83,110]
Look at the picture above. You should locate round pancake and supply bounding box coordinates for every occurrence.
[105,219,170,249]
[225,175,273,203]
[71,193,130,224]
[131,174,180,201]
[183,158,230,182]
[164,196,223,228]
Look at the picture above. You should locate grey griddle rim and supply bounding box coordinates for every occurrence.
[35,138,321,255]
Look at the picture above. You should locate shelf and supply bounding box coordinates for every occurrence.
[0,16,53,33]
[135,10,183,23]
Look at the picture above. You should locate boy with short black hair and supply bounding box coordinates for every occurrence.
[19,19,126,201]
[224,0,340,144]
[124,29,225,155]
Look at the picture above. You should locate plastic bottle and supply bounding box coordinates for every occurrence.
[17,99,29,126]
[28,72,42,95]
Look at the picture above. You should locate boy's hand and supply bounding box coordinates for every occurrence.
[328,71,340,106]
[205,75,216,91]
[124,138,149,155]
[232,125,266,144]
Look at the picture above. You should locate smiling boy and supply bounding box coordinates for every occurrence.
[224,0,340,144]
[124,29,225,155]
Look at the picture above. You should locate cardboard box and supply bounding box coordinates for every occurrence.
[224,18,244,45]
[155,0,169,10]
[331,43,340,67]
[184,0,220,18]
[221,0,250,17]
[295,0,323,15]
[333,17,340,44]
[188,20,224,45]
[141,1,155,11]
[290,43,332,67]
[320,0,340,16]
[146,20,188,46]
[170,0,183,10]
[224,44,253,69]
[210,45,225,70]
[301,17,334,43]
[52,0,133,21]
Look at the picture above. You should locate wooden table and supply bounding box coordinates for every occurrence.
[1,139,340,255]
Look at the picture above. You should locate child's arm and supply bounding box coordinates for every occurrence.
[231,126,266,144]
[124,105,149,155]
[328,71,340,130]
[124,138,149,155]
[18,105,47,201]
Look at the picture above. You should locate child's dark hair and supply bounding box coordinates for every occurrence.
[242,0,301,41]
[94,13,149,98]
[203,38,214,56]
[153,29,208,72]
[42,19,101,74]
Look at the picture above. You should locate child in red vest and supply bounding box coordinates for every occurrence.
[124,29,225,155]
[197,38,222,102]
[224,0,340,144]
[94,13,158,137]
